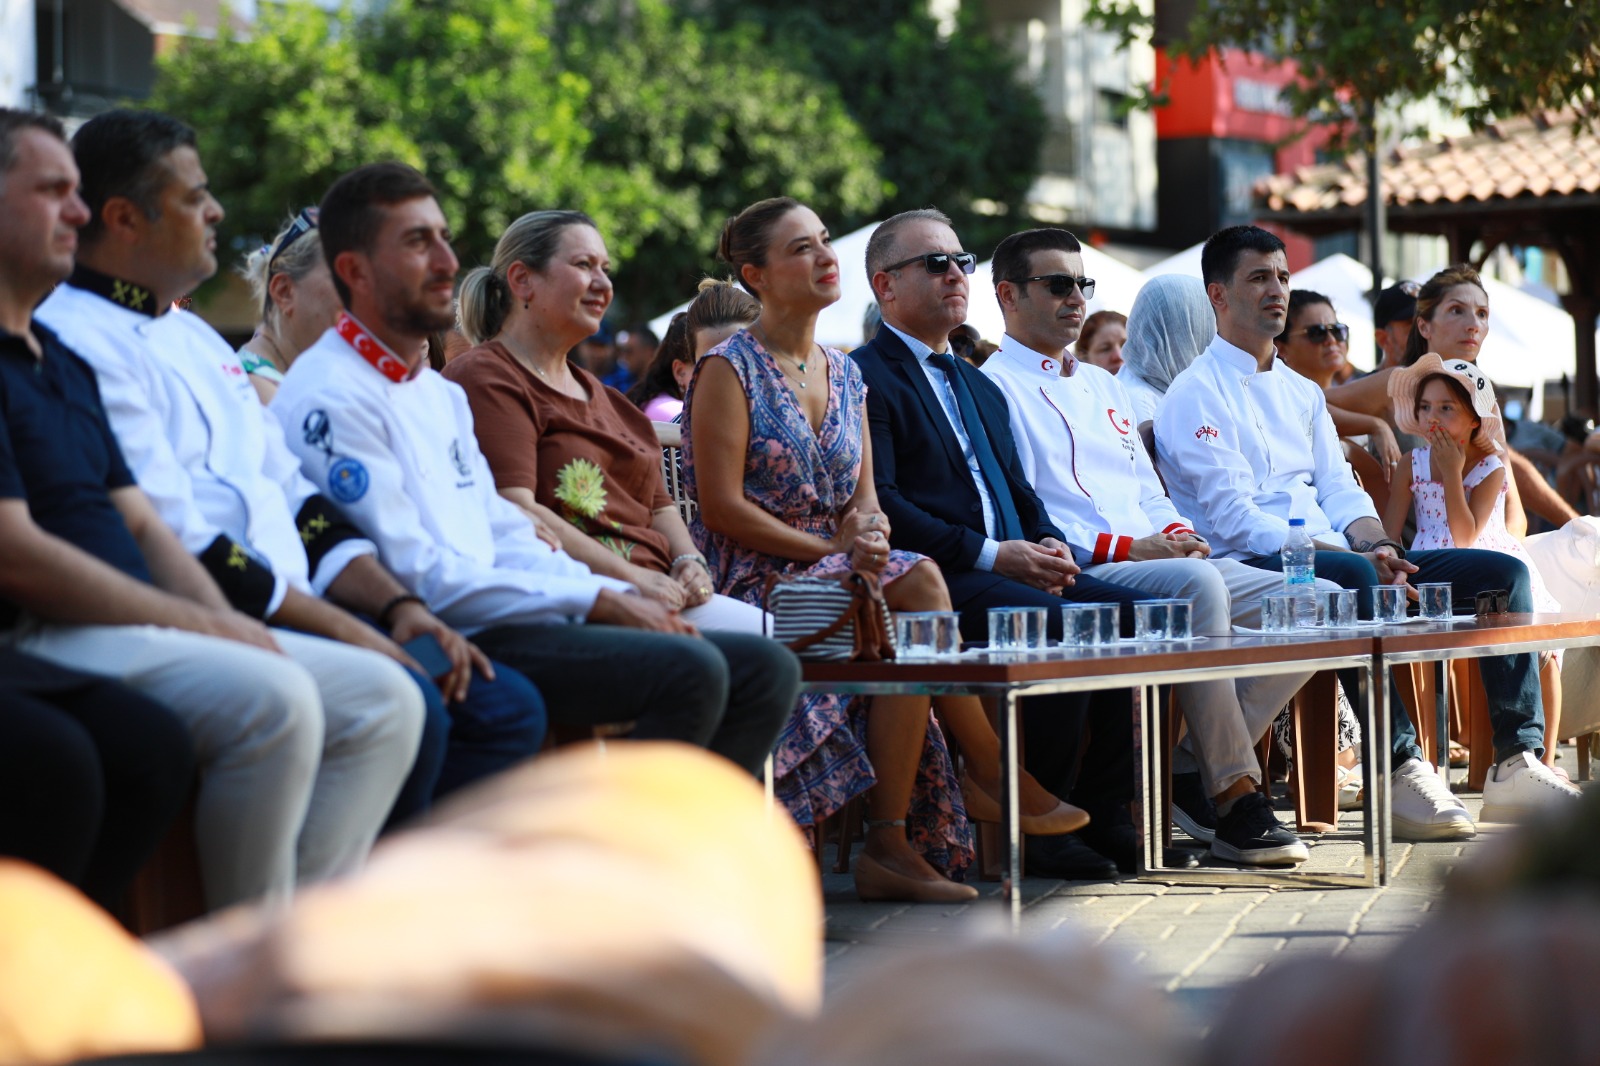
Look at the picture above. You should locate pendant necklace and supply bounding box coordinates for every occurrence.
[754,324,814,389]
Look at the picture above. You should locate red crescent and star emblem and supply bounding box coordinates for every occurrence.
[338,312,412,383]
[1041,358,1057,374]
[1107,408,1131,435]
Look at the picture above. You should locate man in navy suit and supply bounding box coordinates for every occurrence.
[850,208,1167,878]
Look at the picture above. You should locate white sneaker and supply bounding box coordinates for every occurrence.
[1480,751,1582,822]
[1391,758,1477,840]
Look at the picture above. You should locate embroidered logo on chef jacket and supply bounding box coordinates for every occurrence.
[1195,425,1219,442]
[303,410,334,457]
[1040,358,1057,374]
[449,439,471,478]
[327,457,369,503]
[1107,408,1131,435]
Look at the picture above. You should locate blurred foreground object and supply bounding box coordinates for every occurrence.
[758,925,1182,1066]
[153,743,820,1066]
[0,859,201,1065]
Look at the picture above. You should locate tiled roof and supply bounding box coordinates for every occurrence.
[1256,111,1600,215]
[113,0,247,37]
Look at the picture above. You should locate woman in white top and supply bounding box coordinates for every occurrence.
[236,208,343,402]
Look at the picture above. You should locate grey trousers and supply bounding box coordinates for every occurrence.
[16,624,423,909]
[1082,557,1333,795]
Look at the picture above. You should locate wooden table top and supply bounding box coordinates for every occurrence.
[1370,612,1600,654]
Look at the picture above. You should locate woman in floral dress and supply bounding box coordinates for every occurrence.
[685,197,1086,903]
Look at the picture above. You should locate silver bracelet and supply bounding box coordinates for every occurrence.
[669,552,707,572]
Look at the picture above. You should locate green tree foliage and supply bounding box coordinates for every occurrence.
[566,0,888,312]
[686,0,1048,254]
[1090,0,1599,135]
[148,3,419,272]
[151,0,896,314]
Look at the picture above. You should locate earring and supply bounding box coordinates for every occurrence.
[522,299,529,310]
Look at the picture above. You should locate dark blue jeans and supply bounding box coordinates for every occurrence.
[387,660,547,830]
[1247,548,1544,764]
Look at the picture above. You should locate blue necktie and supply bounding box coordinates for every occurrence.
[927,351,1025,541]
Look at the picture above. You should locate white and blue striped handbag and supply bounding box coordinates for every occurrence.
[763,571,897,662]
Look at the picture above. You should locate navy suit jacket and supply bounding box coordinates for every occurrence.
[850,326,1064,596]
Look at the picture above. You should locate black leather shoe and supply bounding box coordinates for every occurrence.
[1023,833,1119,880]
[1077,808,1138,874]
[1161,847,1202,869]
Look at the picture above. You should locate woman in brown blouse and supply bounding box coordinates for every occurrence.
[445,211,761,633]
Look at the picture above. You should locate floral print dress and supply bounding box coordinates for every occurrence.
[682,329,973,876]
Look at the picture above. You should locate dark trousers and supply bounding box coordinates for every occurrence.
[1245,547,1544,763]
[0,656,195,908]
[386,660,548,830]
[471,624,799,776]
[948,569,1155,810]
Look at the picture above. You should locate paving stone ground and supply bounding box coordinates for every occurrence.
[819,757,1571,1034]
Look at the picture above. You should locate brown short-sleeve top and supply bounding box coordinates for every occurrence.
[443,341,673,573]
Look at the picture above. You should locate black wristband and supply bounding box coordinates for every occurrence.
[296,494,367,579]
[377,593,425,629]
[1372,539,1407,560]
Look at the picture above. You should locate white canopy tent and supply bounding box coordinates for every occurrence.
[1133,248,1577,409]
[649,223,1147,350]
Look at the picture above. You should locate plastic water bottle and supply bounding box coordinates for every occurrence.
[1282,518,1317,627]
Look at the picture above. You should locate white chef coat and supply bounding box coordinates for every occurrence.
[37,283,374,615]
[270,318,629,635]
[981,335,1195,566]
[1153,334,1377,559]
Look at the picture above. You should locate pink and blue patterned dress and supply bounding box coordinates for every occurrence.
[682,328,973,876]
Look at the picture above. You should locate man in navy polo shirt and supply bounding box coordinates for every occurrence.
[0,107,415,911]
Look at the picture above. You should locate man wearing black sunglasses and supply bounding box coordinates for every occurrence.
[851,208,1161,880]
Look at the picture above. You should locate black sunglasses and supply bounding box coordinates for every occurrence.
[1296,323,1350,343]
[261,207,321,314]
[1016,274,1096,299]
[884,251,978,275]
[267,207,320,273]
[1475,589,1510,619]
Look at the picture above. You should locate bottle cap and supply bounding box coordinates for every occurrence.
[1289,518,1305,527]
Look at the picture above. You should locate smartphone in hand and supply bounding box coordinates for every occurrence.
[402,632,453,681]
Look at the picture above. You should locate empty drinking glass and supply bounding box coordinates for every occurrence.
[1316,588,1359,628]
[1417,583,1453,621]
[988,606,1048,651]
[1372,584,1408,623]
[1135,598,1193,642]
[1262,591,1298,633]
[894,611,962,659]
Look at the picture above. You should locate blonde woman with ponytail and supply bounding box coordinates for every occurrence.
[443,210,764,632]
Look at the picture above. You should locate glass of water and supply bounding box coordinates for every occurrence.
[1262,591,1298,633]
[1372,584,1408,623]
[894,611,962,660]
[1416,582,1453,621]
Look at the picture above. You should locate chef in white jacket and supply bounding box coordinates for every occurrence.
[270,161,796,776]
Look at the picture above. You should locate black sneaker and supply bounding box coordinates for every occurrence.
[1210,792,1309,866]
[1170,771,1216,843]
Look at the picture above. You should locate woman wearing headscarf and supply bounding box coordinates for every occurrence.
[1117,275,1215,427]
